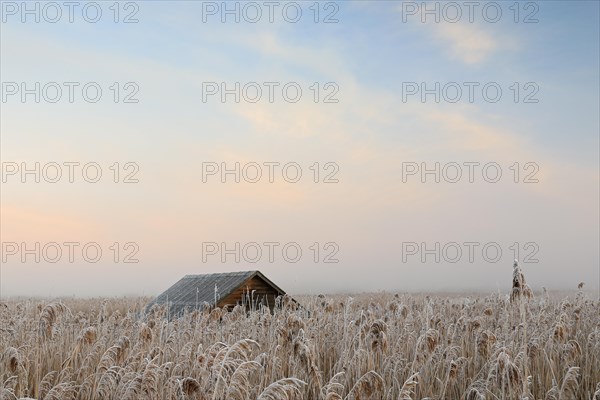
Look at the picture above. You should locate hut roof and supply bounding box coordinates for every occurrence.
[146,270,286,316]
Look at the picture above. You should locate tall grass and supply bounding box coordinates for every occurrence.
[1,285,599,399]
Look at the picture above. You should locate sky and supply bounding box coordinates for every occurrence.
[0,0,599,297]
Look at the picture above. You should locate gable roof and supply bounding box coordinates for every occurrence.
[146,270,286,316]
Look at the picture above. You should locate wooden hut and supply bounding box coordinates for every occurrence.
[146,270,287,317]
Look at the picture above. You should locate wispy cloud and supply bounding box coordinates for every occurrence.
[396,2,499,65]
[431,23,497,65]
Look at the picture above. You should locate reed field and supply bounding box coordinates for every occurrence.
[1,270,599,399]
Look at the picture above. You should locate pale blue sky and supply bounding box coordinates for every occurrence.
[1,1,598,296]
